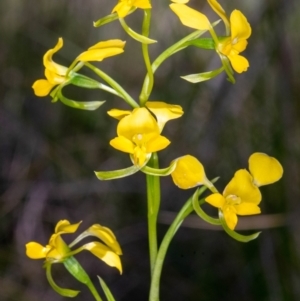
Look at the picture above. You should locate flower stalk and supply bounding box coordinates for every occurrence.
[85,62,139,108]
[149,187,207,301]
[146,152,160,275]
[140,8,154,106]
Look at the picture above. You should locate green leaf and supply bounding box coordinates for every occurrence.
[186,38,215,50]
[141,160,177,176]
[94,165,141,180]
[98,276,116,301]
[93,8,136,27]
[219,210,261,242]
[70,73,102,89]
[57,90,105,111]
[150,20,221,74]
[181,67,224,83]
[49,85,60,103]
[45,263,80,298]
[93,13,120,27]
[69,73,122,97]
[63,256,91,284]
[192,189,221,226]
[119,18,157,44]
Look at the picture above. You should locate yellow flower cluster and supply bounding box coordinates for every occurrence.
[170,153,283,230]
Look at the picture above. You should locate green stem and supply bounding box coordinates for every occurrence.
[141,20,220,96]
[141,30,203,100]
[208,25,220,46]
[152,30,204,73]
[84,62,139,108]
[66,61,84,77]
[146,152,160,275]
[149,197,193,301]
[139,8,154,106]
[86,280,103,301]
[149,187,208,301]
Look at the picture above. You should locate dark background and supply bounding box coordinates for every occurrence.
[1,0,300,300]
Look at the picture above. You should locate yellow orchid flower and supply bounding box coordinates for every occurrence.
[171,155,212,189]
[205,153,283,230]
[112,0,152,18]
[109,107,171,166]
[215,9,251,73]
[26,220,122,273]
[206,170,261,230]
[207,0,251,73]
[32,38,68,97]
[170,0,251,74]
[32,38,126,97]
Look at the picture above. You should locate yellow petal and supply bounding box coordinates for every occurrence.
[107,109,131,120]
[45,69,66,85]
[248,152,283,186]
[235,203,261,216]
[205,193,226,209]
[171,155,207,189]
[117,108,159,139]
[82,242,122,274]
[88,40,126,51]
[110,136,135,153]
[146,101,184,132]
[112,2,132,18]
[207,0,230,32]
[76,48,124,62]
[85,224,122,255]
[25,242,51,259]
[43,38,68,76]
[55,220,82,234]
[145,133,170,153]
[223,207,238,230]
[230,10,251,41]
[227,53,249,73]
[48,234,70,259]
[231,39,248,53]
[112,0,150,18]
[133,0,152,9]
[223,169,261,204]
[170,4,210,30]
[32,79,55,97]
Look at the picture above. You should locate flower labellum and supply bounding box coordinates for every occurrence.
[109,107,170,166]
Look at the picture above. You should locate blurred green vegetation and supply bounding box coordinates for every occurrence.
[1,0,300,300]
